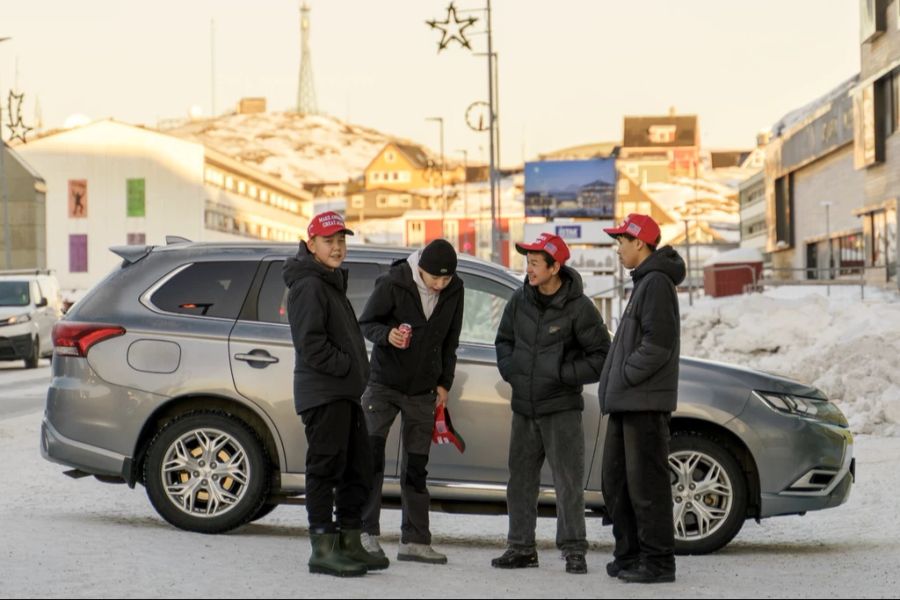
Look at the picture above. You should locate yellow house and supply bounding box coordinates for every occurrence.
[364,142,465,191]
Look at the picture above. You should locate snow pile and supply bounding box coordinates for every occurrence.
[161,112,434,186]
[681,287,900,436]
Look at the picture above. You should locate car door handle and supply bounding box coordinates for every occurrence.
[234,351,279,366]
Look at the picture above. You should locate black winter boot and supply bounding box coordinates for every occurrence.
[308,532,368,577]
[340,529,390,570]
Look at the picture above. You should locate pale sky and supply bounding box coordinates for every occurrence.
[0,0,861,167]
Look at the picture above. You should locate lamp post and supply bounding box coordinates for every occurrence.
[426,116,445,238]
[457,149,470,254]
[1,36,12,269]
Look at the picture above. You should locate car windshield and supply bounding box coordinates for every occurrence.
[0,281,31,306]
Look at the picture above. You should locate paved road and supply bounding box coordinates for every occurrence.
[0,361,50,419]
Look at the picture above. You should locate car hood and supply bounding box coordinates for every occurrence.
[681,356,827,400]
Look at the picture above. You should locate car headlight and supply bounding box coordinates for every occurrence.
[0,314,31,326]
[754,391,848,428]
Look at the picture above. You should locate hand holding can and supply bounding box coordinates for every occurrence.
[399,323,412,349]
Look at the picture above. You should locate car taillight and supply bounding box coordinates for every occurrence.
[52,322,126,357]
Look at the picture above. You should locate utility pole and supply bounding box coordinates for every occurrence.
[1,37,12,269]
[426,116,445,237]
[486,0,499,264]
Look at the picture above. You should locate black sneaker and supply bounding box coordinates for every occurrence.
[565,553,587,574]
[491,549,539,569]
[606,560,638,578]
[618,564,676,584]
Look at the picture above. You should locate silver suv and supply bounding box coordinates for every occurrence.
[41,241,855,554]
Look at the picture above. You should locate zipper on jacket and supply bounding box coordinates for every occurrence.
[529,310,544,419]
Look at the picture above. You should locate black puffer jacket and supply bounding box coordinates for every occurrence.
[598,246,686,414]
[495,266,611,417]
[283,246,370,413]
[359,258,464,395]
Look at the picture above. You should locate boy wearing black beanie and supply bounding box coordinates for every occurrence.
[358,238,465,565]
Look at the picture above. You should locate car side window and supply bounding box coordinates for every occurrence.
[457,272,514,345]
[256,260,382,324]
[150,261,257,319]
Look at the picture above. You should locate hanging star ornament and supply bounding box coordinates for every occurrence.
[426,3,478,52]
[5,91,32,143]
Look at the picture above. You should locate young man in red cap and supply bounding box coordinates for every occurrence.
[598,213,686,584]
[283,211,388,577]
[492,233,610,574]
[357,238,464,565]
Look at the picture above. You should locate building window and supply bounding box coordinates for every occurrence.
[386,151,396,163]
[408,221,425,246]
[127,178,146,217]
[69,235,88,273]
[648,125,677,144]
[351,196,365,209]
[774,175,794,248]
[127,233,146,246]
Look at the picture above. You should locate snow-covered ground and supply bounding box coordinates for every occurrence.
[1,404,898,598]
[681,286,900,436]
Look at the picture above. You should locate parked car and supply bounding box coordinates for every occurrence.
[41,241,854,554]
[0,270,62,368]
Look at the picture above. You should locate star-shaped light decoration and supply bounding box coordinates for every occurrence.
[426,3,478,52]
[5,91,32,143]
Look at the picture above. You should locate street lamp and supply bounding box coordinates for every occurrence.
[425,116,445,238]
[456,149,468,219]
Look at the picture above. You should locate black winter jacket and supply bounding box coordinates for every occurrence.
[495,266,611,417]
[359,259,464,395]
[283,246,370,413]
[598,246,686,414]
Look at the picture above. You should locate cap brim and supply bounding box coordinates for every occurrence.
[603,226,628,238]
[515,242,543,255]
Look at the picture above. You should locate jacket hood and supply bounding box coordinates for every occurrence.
[631,245,686,286]
[282,244,347,291]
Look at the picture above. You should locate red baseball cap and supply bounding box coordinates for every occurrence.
[432,404,465,453]
[307,211,354,238]
[515,233,571,265]
[603,214,661,247]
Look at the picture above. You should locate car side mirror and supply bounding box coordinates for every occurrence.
[35,298,48,308]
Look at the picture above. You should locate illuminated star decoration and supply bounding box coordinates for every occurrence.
[5,91,32,143]
[426,3,478,52]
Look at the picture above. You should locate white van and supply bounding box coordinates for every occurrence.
[0,270,62,368]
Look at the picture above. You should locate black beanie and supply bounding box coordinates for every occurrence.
[419,239,458,276]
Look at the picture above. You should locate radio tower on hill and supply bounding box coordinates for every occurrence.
[296,2,319,115]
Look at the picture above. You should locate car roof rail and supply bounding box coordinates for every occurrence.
[166,235,193,245]
[109,245,153,265]
[0,268,55,276]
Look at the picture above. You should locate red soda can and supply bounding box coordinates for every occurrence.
[399,323,412,349]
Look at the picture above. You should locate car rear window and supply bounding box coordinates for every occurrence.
[151,261,257,319]
[255,260,382,324]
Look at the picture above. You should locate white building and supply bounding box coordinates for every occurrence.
[15,120,313,294]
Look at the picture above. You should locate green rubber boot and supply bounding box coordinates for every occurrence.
[308,532,368,577]
[340,529,391,570]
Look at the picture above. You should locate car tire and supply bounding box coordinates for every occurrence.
[144,411,271,534]
[670,431,748,555]
[24,336,39,369]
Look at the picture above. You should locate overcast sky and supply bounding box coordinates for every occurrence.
[0,0,861,166]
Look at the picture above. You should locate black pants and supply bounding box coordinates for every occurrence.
[601,412,675,574]
[300,399,373,532]
[361,383,436,544]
